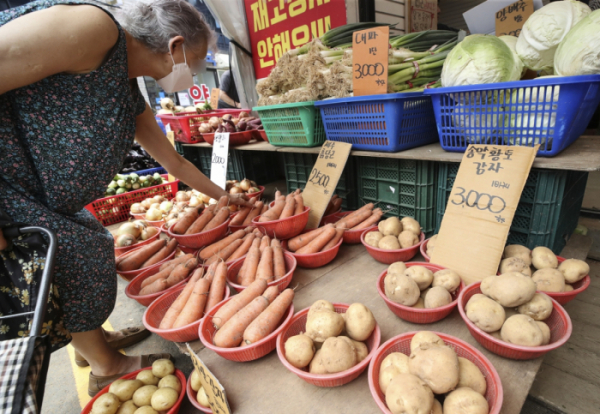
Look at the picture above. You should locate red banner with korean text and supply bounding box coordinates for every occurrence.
[244,0,347,79]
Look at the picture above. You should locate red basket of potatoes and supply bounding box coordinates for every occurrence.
[116,238,178,281]
[420,234,437,262]
[361,216,425,264]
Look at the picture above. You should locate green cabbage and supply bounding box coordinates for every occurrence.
[555,9,600,76]
[453,104,504,144]
[499,35,525,78]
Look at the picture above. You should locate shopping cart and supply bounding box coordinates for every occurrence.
[0,224,57,414]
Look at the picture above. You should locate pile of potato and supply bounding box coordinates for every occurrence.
[284,300,376,374]
[384,262,461,309]
[190,369,211,408]
[380,331,489,414]
[90,359,179,414]
[114,220,159,248]
[364,217,422,250]
[426,234,437,257]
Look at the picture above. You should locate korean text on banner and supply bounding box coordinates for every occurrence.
[352,26,389,96]
[495,0,534,37]
[408,0,438,33]
[210,133,230,190]
[186,344,232,414]
[431,144,538,285]
[244,0,347,80]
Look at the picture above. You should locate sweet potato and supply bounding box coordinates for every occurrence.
[212,279,268,330]
[243,288,294,344]
[117,239,166,272]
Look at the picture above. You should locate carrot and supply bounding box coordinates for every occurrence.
[294,194,304,216]
[227,233,255,263]
[324,195,338,216]
[275,190,281,199]
[205,239,244,266]
[205,204,217,213]
[296,224,336,254]
[243,288,294,344]
[141,238,178,268]
[351,208,384,230]
[204,262,219,284]
[332,197,343,212]
[141,264,177,289]
[166,258,197,287]
[213,295,270,348]
[172,278,211,328]
[336,208,374,230]
[139,279,169,296]
[243,201,263,225]
[237,238,260,283]
[258,198,285,222]
[159,267,204,329]
[262,286,280,303]
[322,228,344,251]
[205,262,227,312]
[335,204,374,228]
[199,230,246,260]
[285,192,294,201]
[259,235,271,252]
[158,254,194,272]
[117,239,166,272]
[185,210,215,235]
[261,203,268,214]
[256,246,274,282]
[272,243,286,278]
[212,279,268,330]
[172,207,201,234]
[230,198,255,225]
[239,239,261,286]
[253,228,263,237]
[216,195,229,210]
[287,227,326,252]
[203,207,230,231]
[279,197,296,220]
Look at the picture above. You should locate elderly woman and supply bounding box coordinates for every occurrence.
[0,0,249,396]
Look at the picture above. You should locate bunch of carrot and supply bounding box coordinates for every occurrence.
[235,235,287,286]
[211,280,295,348]
[158,261,229,330]
[257,190,305,223]
[116,238,178,272]
[199,227,270,266]
[324,194,343,217]
[229,196,268,226]
[330,203,383,231]
[171,196,231,235]
[287,223,344,254]
[137,254,197,296]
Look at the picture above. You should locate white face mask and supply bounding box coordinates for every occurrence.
[157,44,194,93]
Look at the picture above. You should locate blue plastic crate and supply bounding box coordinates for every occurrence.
[124,167,167,176]
[424,75,600,157]
[314,92,439,152]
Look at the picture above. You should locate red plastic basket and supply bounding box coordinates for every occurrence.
[167,218,230,249]
[376,263,464,324]
[276,303,382,387]
[226,252,297,293]
[114,230,160,258]
[252,207,310,240]
[199,298,295,362]
[543,256,591,305]
[228,223,254,233]
[321,211,378,244]
[245,185,266,201]
[361,231,425,264]
[116,247,176,282]
[281,237,343,269]
[420,237,431,262]
[157,109,245,144]
[255,129,268,142]
[318,208,343,227]
[367,332,503,414]
[85,176,179,227]
[186,372,213,413]
[125,264,193,307]
[203,130,253,146]
[130,213,147,220]
[458,282,573,360]
[143,282,231,343]
[80,367,187,414]
[178,245,200,255]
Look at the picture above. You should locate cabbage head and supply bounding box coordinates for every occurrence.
[499,35,525,78]
[555,9,600,76]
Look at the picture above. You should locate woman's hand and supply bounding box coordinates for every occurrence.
[227,193,253,207]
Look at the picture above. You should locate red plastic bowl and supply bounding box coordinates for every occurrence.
[80,367,186,414]
[203,130,253,146]
[167,218,230,249]
[367,332,503,414]
[276,303,381,387]
[245,185,265,201]
[322,211,378,244]
[114,230,161,258]
[146,218,166,228]
[116,247,176,282]
[228,223,254,233]
[143,282,230,343]
[543,256,591,305]
[186,372,213,413]
[226,252,297,293]
[252,207,310,240]
[420,237,431,262]
[377,263,464,324]
[281,237,343,269]
[178,245,200,255]
[130,213,146,220]
[458,282,573,360]
[361,231,425,264]
[125,264,192,307]
[199,298,294,362]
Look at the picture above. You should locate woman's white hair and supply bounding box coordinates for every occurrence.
[119,0,216,54]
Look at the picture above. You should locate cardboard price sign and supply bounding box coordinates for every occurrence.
[186,345,231,414]
[431,144,538,285]
[408,0,438,33]
[352,26,389,96]
[210,88,220,110]
[495,0,533,37]
[210,133,230,190]
[302,141,352,229]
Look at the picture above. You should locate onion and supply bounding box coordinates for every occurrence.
[208,117,220,129]
[184,106,197,113]
[175,201,188,211]
[145,208,163,221]
[159,201,173,213]
[150,203,160,211]
[228,204,238,212]
[130,203,145,214]
[141,227,159,240]
[222,114,233,121]
[160,98,174,110]
[173,106,184,113]
[175,191,190,202]
[250,180,257,187]
[153,196,165,204]
[199,123,211,133]
[229,187,243,195]
[117,222,142,239]
[201,194,211,204]
[141,199,153,210]
[208,198,218,205]
[240,179,252,191]
[239,111,250,118]
[165,212,178,221]
[231,117,240,126]
[189,195,202,207]
[115,234,136,247]
[133,219,148,229]
[165,218,178,229]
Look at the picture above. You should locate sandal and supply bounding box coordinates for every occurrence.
[88,353,174,397]
[74,326,150,367]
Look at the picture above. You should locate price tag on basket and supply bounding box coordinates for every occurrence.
[352,25,389,96]
[210,132,230,190]
[302,141,352,229]
[166,131,176,183]
[495,0,533,37]
[431,144,538,285]
[186,345,232,414]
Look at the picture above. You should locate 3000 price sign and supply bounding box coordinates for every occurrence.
[450,187,506,214]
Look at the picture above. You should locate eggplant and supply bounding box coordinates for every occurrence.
[237,120,247,131]
[224,119,237,133]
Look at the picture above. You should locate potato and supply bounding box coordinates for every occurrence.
[426,234,437,256]
[501,314,544,347]
[504,307,519,319]
[536,321,551,345]
[558,259,589,283]
[409,331,444,354]
[345,303,376,341]
[419,288,430,300]
[444,387,489,414]
[387,261,407,276]
[532,246,558,269]
[115,400,137,414]
[108,380,125,395]
[564,284,574,292]
[432,269,461,293]
[197,386,209,407]
[381,217,403,236]
[190,369,202,392]
[308,349,328,374]
[398,231,419,248]
[133,407,158,414]
[284,334,315,368]
[136,370,159,386]
[365,231,384,247]
[378,235,401,250]
[305,310,344,343]
[404,266,433,290]
[158,374,181,393]
[401,217,421,235]
[379,365,404,395]
[308,300,334,317]
[517,292,553,321]
[503,244,532,266]
[113,379,144,402]
[424,286,452,308]
[320,337,357,373]
[413,297,425,308]
[132,384,158,407]
[409,344,459,394]
[465,294,505,332]
[384,273,420,306]
[350,339,369,362]
[499,257,532,276]
[385,373,433,414]
[480,272,536,307]
[431,399,442,414]
[151,387,179,411]
[532,268,565,293]
[457,357,487,396]
[151,359,174,379]
[379,356,411,395]
[490,330,503,340]
[91,393,120,414]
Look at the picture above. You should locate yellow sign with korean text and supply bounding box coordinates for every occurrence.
[186,344,231,414]
[495,0,534,37]
[352,26,389,96]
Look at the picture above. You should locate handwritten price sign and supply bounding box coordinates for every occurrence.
[495,0,533,37]
[210,132,230,190]
[352,26,389,96]
[186,345,232,414]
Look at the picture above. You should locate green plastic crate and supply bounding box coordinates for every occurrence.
[253,101,326,147]
[435,163,588,254]
[283,153,358,210]
[356,157,438,237]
